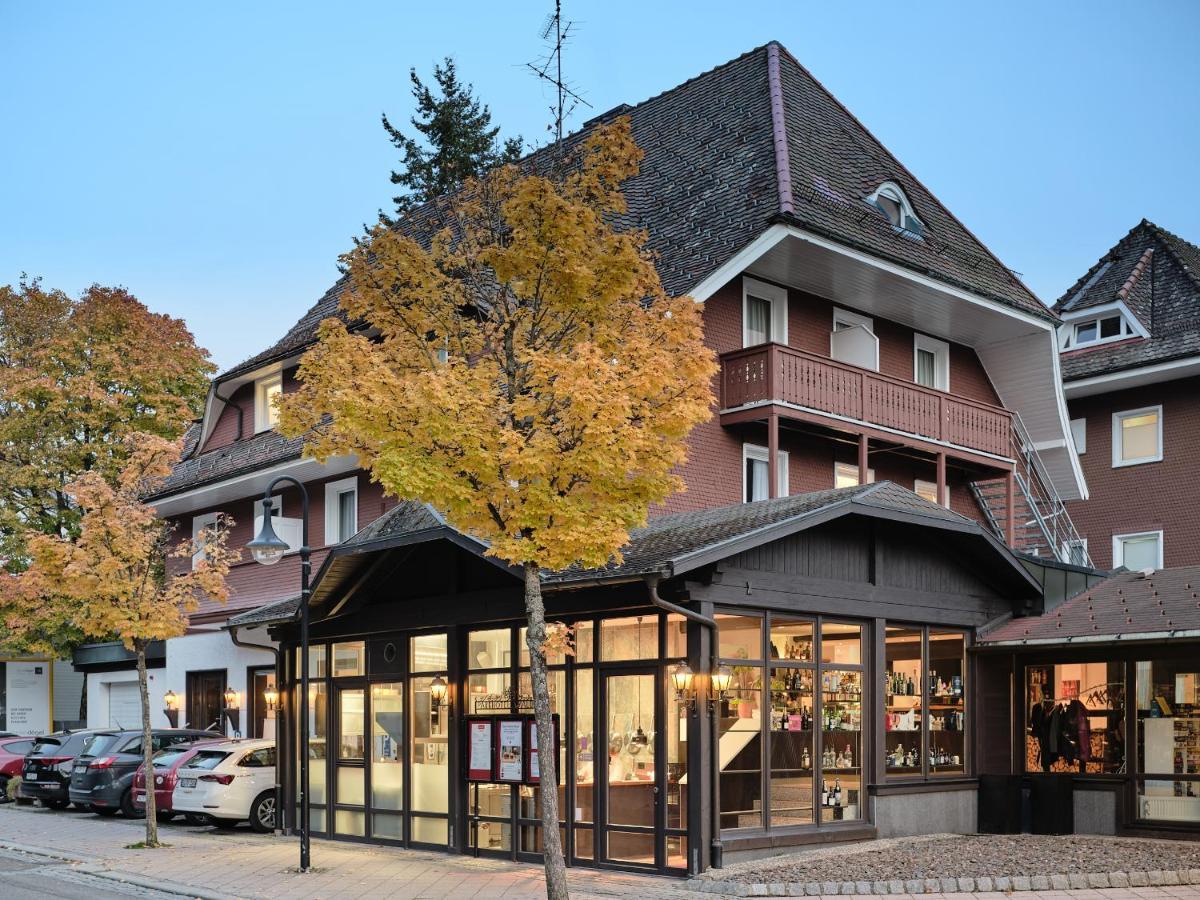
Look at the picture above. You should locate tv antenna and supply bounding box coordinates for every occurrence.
[526,0,590,154]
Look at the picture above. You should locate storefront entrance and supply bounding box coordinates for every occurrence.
[598,668,660,867]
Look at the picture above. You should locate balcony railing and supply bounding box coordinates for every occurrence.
[720,343,1013,460]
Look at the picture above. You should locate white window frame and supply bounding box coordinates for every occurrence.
[913,478,950,508]
[191,512,221,568]
[1070,418,1087,455]
[324,476,359,546]
[864,181,924,235]
[1057,300,1148,350]
[1112,530,1163,571]
[254,372,283,433]
[741,277,788,348]
[1062,537,1089,567]
[1111,405,1163,467]
[743,443,789,502]
[833,461,875,489]
[913,333,950,392]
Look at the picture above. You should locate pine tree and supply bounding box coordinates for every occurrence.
[377,57,522,225]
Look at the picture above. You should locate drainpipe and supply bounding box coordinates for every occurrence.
[227,624,282,834]
[213,384,245,443]
[645,574,724,870]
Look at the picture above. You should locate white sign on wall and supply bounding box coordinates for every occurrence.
[5,661,52,736]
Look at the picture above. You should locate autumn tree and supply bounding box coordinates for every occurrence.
[281,119,715,898]
[5,433,234,846]
[0,278,213,651]
[375,56,522,226]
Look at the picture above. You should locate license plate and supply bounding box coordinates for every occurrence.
[25,774,38,781]
[179,778,197,788]
[136,793,146,802]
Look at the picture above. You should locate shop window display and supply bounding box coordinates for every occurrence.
[885,628,966,777]
[1136,660,1200,822]
[1025,662,1125,774]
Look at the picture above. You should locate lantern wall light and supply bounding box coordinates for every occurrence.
[163,689,180,728]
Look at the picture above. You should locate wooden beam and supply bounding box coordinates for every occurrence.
[858,433,870,486]
[936,451,947,506]
[768,411,780,499]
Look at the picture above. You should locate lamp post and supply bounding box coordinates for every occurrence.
[247,476,310,873]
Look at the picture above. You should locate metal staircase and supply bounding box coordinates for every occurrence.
[970,414,1091,567]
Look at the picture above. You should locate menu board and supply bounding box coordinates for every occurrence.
[467,720,494,781]
[497,719,524,782]
[526,717,561,784]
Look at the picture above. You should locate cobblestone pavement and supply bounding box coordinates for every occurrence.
[1,804,1199,899]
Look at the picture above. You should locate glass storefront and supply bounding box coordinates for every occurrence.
[885,627,967,778]
[1136,659,1200,823]
[1024,661,1125,774]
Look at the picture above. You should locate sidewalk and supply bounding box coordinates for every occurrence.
[1,804,1198,900]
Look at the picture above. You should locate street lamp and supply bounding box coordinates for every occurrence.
[248,476,311,872]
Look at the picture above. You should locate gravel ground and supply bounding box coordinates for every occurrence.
[706,834,1200,882]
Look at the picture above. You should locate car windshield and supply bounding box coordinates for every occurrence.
[29,737,63,756]
[152,747,190,767]
[80,734,120,757]
[185,750,231,771]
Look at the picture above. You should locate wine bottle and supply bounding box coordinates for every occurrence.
[820,780,829,806]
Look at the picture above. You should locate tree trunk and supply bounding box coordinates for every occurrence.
[136,641,159,847]
[523,562,569,900]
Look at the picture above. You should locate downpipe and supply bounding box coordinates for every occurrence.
[227,625,283,835]
[645,574,724,870]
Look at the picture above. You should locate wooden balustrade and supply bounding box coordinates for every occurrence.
[720,343,1013,459]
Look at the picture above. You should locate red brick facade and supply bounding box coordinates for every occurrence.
[658,275,1000,524]
[201,366,301,454]
[1065,375,1200,570]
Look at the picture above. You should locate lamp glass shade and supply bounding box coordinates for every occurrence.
[711,664,734,695]
[670,662,693,695]
[247,499,288,566]
[223,687,239,708]
[163,690,178,710]
[263,687,279,710]
[430,675,448,705]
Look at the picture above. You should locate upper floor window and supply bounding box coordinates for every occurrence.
[1062,313,1134,350]
[191,511,222,568]
[834,461,874,489]
[742,278,788,348]
[913,479,949,507]
[1112,406,1162,467]
[1113,530,1162,571]
[324,476,359,545]
[913,334,950,391]
[865,182,923,237]
[744,443,788,502]
[1070,418,1087,455]
[254,373,283,433]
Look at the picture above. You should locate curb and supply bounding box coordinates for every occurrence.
[0,840,242,900]
[689,867,1200,895]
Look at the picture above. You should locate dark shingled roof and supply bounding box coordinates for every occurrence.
[148,425,306,500]
[980,564,1200,644]
[226,595,302,628]
[1055,220,1200,381]
[219,41,1048,385]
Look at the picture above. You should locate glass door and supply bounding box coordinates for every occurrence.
[333,685,366,836]
[369,681,405,840]
[599,668,660,868]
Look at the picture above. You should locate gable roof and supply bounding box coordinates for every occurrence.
[980,564,1200,645]
[1055,219,1200,382]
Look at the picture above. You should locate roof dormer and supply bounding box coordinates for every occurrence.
[865,181,924,238]
[1058,302,1148,351]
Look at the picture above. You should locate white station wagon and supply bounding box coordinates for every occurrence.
[171,738,276,832]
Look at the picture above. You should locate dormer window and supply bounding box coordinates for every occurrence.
[254,372,282,433]
[865,182,923,237]
[1063,313,1134,349]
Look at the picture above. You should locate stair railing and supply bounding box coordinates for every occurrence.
[1008,412,1091,567]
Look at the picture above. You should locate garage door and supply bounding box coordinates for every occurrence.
[107,682,142,729]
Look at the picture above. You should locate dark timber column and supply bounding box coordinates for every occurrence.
[936,452,947,507]
[858,434,870,486]
[768,411,780,499]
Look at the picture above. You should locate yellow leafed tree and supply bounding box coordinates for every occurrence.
[6,433,235,848]
[280,118,714,898]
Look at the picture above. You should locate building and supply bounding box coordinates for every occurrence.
[1053,219,1200,570]
[186,41,1108,875]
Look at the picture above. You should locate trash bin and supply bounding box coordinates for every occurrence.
[1028,774,1074,834]
[978,774,1022,833]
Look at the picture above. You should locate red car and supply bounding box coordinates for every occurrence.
[132,739,224,819]
[0,736,35,801]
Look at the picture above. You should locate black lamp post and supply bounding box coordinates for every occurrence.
[246,476,311,873]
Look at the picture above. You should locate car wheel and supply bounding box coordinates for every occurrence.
[44,799,69,810]
[0,776,9,803]
[94,806,119,817]
[120,790,143,819]
[183,813,208,826]
[211,817,241,829]
[249,792,275,833]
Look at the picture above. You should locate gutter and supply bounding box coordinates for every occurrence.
[979,627,1200,648]
[645,574,725,871]
[226,624,283,834]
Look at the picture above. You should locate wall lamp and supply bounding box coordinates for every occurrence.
[263,686,279,712]
[672,661,733,715]
[163,690,180,728]
[222,687,242,737]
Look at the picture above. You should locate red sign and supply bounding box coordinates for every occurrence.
[467,719,494,781]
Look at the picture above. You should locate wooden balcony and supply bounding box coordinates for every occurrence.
[719,343,1014,463]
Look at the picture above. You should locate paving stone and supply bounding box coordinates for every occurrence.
[768,884,786,896]
[839,882,856,895]
[1030,875,1049,890]
[1190,868,1200,884]
[1164,870,1181,885]
[1110,872,1130,888]
[1149,869,1166,885]
[854,881,871,895]
[887,879,904,894]
[820,882,839,895]
[1012,874,1031,891]
[871,880,888,894]
[904,879,923,894]
[976,876,993,892]
[1087,872,1110,888]
[957,876,975,892]
[993,875,1011,891]
[803,883,821,896]
[1068,873,1088,889]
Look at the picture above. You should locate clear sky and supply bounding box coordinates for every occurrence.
[3,1,1197,371]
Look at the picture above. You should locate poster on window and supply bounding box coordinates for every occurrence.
[497,719,524,782]
[526,716,560,784]
[467,719,494,781]
[3,660,51,736]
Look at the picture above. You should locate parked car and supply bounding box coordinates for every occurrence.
[131,738,225,820]
[171,739,276,832]
[69,728,217,817]
[19,730,100,808]
[0,736,35,802]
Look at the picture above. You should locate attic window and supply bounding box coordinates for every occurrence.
[865,182,923,237]
[1063,313,1134,349]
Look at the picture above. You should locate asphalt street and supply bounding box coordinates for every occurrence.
[0,848,180,899]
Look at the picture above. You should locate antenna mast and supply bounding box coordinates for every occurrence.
[526,0,590,156]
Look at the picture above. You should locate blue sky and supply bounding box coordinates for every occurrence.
[3,1,1198,371]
